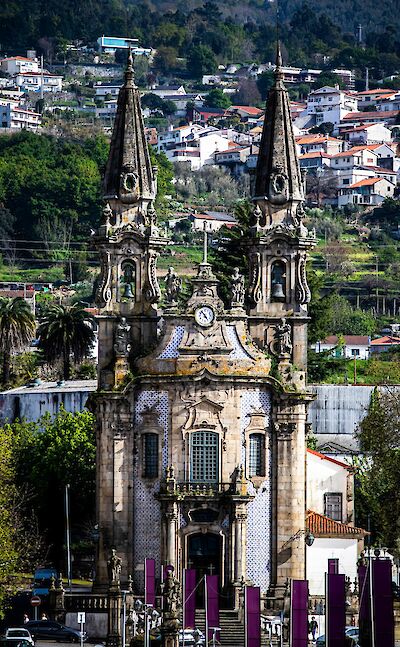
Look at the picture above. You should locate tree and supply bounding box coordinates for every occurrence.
[256,71,274,101]
[204,88,231,109]
[9,408,95,570]
[187,45,217,79]
[0,423,42,616]
[38,304,95,380]
[313,72,344,90]
[355,388,400,551]
[309,122,334,135]
[234,79,261,106]
[0,297,36,385]
[309,293,376,343]
[153,46,178,74]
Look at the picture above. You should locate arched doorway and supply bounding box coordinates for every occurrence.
[187,533,222,605]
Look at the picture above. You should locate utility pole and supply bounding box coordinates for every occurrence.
[65,483,72,592]
[375,255,379,314]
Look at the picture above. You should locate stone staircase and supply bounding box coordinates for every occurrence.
[195,609,244,646]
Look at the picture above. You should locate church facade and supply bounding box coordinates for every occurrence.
[93,48,316,607]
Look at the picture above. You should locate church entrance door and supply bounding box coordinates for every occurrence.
[187,533,221,606]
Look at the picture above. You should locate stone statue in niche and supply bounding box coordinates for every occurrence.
[107,548,122,586]
[230,267,245,308]
[121,262,135,299]
[274,318,292,358]
[114,317,131,357]
[164,267,182,306]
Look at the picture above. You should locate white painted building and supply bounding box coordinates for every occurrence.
[157,124,229,169]
[0,101,41,130]
[306,86,358,129]
[344,123,392,146]
[189,211,237,232]
[95,82,122,98]
[338,177,396,207]
[356,88,396,109]
[296,134,344,156]
[150,85,186,99]
[377,92,400,112]
[330,147,379,170]
[306,449,367,596]
[0,56,39,76]
[14,71,63,92]
[312,335,370,359]
[97,36,152,57]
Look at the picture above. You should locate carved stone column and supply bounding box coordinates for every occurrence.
[165,502,178,570]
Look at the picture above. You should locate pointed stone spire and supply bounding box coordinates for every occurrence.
[103,49,157,213]
[253,41,303,218]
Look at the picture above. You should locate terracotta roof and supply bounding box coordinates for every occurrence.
[346,143,389,151]
[362,165,396,174]
[1,56,36,62]
[299,152,331,159]
[307,511,368,538]
[307,448,352,469]
[230,105,263,115]
[321,335,370,345]
[342,110,399,120]
[331,149,376,158]
[370,335,400,345]
[356,88,395,95]
[347,123,382,132]
[349,178,382,188]
[296,134,339,144]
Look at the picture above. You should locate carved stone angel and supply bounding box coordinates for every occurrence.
[275,317,292,357]
[230,267,245,308]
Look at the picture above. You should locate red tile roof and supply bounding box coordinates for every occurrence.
[349,178,382,188]
[306,511,368,538]
[299,152,331,159]
[296,134,339,144]
[307,448,352,469]
[230,105,264,115]
[370,335,400,346]
[331,149,377,158]
[342,110,399,120]
[356,88,395,96]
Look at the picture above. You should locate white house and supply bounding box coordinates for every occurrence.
[157,124,229,170]
[305,86,358,129]
[189,211,237,232]
[0,101,41,130]
[355,88,396,109]
[313,335,370,359]
[97,36,152,57]
[306,448,368,596]
[150,85,186,99]
[343,123,392,146]
[330,147,379,170]
[296,134,344,156]
[0,56,39,76]
[338,177,396,207]
[14,71,63,92]
[95,82,122,98]
[377,92,400,112]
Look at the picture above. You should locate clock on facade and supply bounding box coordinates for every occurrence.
[194,305,215,327]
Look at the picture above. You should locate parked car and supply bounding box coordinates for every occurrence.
[316,635,358,647]
[23,622,87,643]
[3,629,34,647]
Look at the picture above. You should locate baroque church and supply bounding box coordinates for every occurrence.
[93,46,316,607]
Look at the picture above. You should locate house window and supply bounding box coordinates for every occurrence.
[190,431,219,483]
[143,433,159,478]
[249,434,265,477]
[351,348,360,356]
[343,179,350,185]
[324,493,342,521]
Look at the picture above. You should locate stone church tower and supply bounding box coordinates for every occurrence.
[93,47,316,606]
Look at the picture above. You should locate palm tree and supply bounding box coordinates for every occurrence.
[0,297,36,385]
[38,303,95,380]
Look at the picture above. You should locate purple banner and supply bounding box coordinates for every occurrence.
[373,559,394,646]
[290,580,308,647]
[145,558,155,607]
[183,569,196,630]
[326,573,346,647]
[245,586,261,647]
[358,564,371,647]
[205,575,219,644]
[328,558,339,574]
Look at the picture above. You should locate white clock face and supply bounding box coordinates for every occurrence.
[194,306,215,327]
